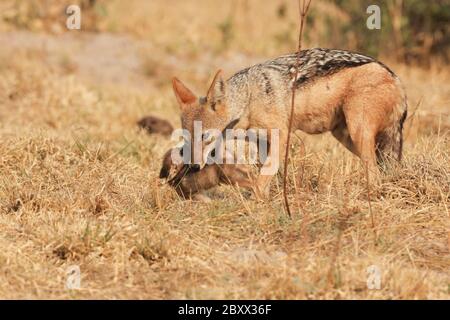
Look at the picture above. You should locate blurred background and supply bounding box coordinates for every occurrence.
[0,0,448,66]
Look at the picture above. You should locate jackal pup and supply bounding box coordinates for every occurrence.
[160,138,261,200]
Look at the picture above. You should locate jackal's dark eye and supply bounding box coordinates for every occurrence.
[179,148,183,157]
[210,149,216,158]
[210,102,216,111]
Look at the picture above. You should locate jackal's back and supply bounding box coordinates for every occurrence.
[228,48,396,92]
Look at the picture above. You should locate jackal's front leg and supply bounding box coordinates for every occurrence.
[255,129,285,199]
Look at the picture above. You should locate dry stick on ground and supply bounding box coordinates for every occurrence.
[283,0,312,217]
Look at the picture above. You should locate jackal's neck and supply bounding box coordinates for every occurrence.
[225,72,252,123]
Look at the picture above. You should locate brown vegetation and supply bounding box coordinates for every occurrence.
[0,0,448,299]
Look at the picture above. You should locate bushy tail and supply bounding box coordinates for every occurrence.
[376,106,408,167]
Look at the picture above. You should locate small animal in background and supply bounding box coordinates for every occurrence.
[172,48,408,197]
[137,115,174,136]
[159,143,261,201]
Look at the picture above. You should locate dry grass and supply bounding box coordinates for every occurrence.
[0,0,449,299]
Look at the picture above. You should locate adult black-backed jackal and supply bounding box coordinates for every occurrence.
[172,48,408,196]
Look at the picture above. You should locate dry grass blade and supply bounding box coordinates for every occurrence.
[364,161,377,244]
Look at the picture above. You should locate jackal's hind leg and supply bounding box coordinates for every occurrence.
[343,107,381,182]
[331,123,357,156]
[375,111,406,170]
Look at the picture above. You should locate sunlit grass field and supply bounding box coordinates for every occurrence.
[0,0,448,299]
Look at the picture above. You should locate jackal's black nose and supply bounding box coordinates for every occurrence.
[190,164,200,172]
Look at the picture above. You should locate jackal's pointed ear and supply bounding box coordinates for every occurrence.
[206,69,226,102]
[172,77,197,110]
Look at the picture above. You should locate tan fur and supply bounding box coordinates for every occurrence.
[264,63,405,168]
[172,49,408,197]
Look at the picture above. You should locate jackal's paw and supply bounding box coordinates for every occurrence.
[254,177,272,201]
[191,193,212,203]
[249,186,270,202]
[366,168,383,188]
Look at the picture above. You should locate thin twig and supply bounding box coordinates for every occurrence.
[283,0,312,217]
